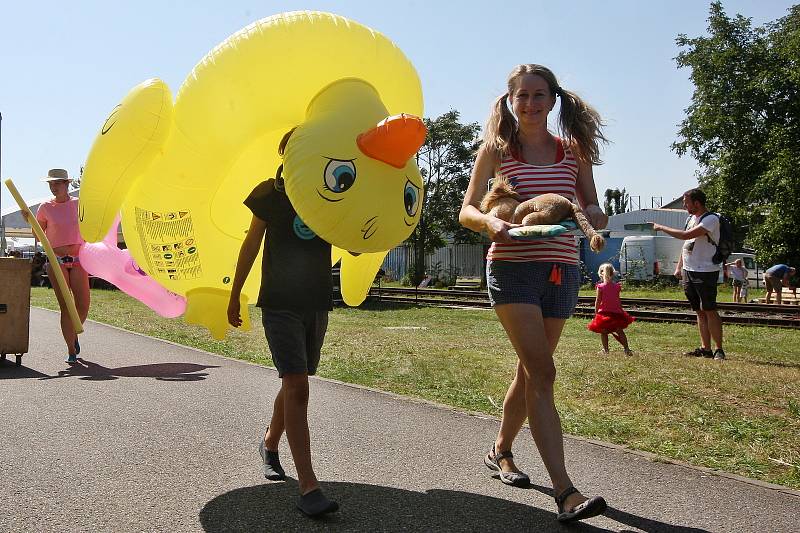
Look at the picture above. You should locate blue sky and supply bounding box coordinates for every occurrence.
[0,0,794,218]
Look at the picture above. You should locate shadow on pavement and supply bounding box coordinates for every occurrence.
[530,483,709,533]
[200,481,705,532]
[38,359,219,381]
[0,360,49,379]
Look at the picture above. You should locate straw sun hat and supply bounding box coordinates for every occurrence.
[41,168,72,182]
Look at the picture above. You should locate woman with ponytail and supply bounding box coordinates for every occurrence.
[459,64,608,523]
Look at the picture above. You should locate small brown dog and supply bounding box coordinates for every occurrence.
[480,176,605,252]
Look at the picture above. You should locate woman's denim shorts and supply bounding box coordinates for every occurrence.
[486,260,580,318]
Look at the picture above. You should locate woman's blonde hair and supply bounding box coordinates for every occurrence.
[598,262,615,283]
[482,64,608,165]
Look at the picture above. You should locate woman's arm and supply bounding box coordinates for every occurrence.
[227,215,267,327]
[575,159,608,230]
[459,145,518,243]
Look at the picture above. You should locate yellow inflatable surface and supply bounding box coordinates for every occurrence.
[79,11,425,339]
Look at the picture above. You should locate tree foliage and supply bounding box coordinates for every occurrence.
[603,188,629,215]
[408,110,481,284]
[673,2,800,267]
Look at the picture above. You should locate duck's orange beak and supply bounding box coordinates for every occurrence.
[356,114,427,169]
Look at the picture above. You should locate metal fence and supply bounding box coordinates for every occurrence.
[381,243,486,281]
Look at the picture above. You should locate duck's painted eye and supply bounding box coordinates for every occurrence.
[404,180,420,217]
[323,160,356,193]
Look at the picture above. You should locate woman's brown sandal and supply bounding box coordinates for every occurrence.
[483,445,530,487]
[555,486,607,523]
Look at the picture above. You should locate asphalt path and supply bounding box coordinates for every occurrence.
[1,308,797,532]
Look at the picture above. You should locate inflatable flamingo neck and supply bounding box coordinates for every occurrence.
[103,215,122,246]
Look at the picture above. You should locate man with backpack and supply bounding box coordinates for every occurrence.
[651,188,726,361]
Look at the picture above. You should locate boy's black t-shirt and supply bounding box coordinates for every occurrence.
[244,178,332,311]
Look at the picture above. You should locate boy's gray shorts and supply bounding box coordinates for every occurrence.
[486,260,581,319]
[261,308,329,377]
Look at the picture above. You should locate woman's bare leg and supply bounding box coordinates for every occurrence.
[494,304,587,510]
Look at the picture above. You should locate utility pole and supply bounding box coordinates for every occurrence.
[0,111,5,257]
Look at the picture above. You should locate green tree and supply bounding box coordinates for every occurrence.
[604,187,629,215]
[408,110,481,284]
[604,189,614,216]
[673,2,800,267]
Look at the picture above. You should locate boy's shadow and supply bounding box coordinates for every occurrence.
[200,481,709,532]
[39,359,218,381]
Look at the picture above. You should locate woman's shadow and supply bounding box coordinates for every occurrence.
[38,359,218,381]
[200,481,709,533]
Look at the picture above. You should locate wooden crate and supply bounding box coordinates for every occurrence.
[0,258,32,365]
[757,287,800,305]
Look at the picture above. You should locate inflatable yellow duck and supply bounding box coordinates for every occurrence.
[78,11,425,339]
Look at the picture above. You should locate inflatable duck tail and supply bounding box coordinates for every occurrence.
[184,287,250,340]
[79,79,174,243]
[333,248,389,306]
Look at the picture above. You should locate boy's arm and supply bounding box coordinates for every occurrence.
[227,215,268,327]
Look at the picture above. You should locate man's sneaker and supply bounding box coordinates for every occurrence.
[684,347,712,357]
[713,348,726,361]
[258,438,286,481]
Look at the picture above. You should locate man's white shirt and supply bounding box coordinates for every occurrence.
[682,213,721,272]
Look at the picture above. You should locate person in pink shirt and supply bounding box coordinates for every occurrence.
[33,169,89,363]
[588,263,634,355]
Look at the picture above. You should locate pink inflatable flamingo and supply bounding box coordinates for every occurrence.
[78,216,187,318]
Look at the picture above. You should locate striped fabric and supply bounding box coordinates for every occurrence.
[487,140,580,264]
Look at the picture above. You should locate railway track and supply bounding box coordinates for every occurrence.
[366,287,800,329]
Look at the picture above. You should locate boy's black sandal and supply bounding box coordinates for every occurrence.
[484,445,530,487]
[296,488,339,517]
[555,486,607,523]
[258,437,286,481]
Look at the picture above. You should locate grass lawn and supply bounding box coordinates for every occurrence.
[31,287,799,489]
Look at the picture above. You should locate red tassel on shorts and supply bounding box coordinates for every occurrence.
[549,264,562,285]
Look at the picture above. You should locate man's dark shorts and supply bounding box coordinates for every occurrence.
[682,269,719,311]
[763,274,782,293]
[261,309,328,377]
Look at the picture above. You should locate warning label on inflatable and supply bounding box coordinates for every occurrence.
[135,208,202,280]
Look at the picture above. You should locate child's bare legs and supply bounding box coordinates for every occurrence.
[264,373,319,495]
[732,285,740,303]
[612,330,632,354]
[599,333,609,353]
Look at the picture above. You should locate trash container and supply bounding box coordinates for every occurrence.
[0,258,32,366]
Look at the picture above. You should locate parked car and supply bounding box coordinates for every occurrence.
[618,235,684,281]
[620,236,764,286]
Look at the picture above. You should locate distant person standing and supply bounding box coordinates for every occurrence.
[652,188,725,360]
[725,258,748,303]
[763,264,796,305]
[32,169,90,363]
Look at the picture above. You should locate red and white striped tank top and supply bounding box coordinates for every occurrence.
[487,139,580,265]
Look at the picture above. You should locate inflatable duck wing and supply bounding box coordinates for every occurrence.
[79,11,425,339]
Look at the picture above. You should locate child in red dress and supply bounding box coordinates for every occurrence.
[588,263,635,355]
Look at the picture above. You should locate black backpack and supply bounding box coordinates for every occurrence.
[699,211,734,264]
